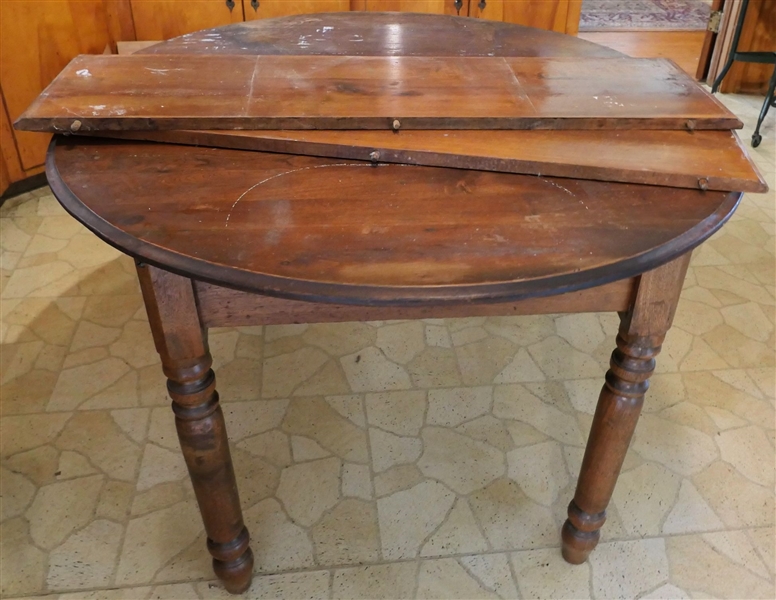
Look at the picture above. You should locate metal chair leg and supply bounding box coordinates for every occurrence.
[751,66,776,148]
[712,0,750,93]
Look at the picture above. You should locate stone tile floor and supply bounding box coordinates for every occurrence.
[1,94,774,600]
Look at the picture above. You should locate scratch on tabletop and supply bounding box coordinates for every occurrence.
[225,163,379,228]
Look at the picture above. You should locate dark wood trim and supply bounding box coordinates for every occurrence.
[0,173,47,202]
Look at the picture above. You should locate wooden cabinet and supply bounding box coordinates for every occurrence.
[244,1,350,20]
[0,0,127,184]
[130,0,243,40]
[356,1,461,14]
[719,0,776,94]
[470,1,582,34]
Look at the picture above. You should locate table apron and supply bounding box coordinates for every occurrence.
[194,277,637,328]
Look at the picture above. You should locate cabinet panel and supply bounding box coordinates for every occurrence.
[131,0,243,40]
[720,0,776,94]
[0,1,116,170]
[468,0,501,19]
[244,1,350,20]
[473,0,573,33]
[361,1,461,15]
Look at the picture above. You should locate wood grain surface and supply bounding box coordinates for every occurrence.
[194,278,637,327]
[141,12,620,58]
[109,128,767,193]
[16,54,742,132]
[46,136,740,305]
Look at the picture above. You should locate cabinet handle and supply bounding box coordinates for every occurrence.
[225,0,235,12]
[454,0,463,15]
[251,0,259,11]
[478,0,487,9]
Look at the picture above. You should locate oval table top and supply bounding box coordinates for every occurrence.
[47,13,741,306]
[143,11,621,59]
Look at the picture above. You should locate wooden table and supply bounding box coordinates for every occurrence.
[45,14,744,595]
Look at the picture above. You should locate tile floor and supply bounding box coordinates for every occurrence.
[1,94,774,600]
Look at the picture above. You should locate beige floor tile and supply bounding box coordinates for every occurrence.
[493,384,585,446]
[693,461,774,528]
[244,498,315,573]
[48,357,132,411]
[469,479,558,551]
[149,583,200,599]
[373,464,425,497]
[56,412,142,481]
[458,554,519,599]
[407,346,463,388]
[426,386,491,426]
[311,497,380,565]
[283,397,369,463]
[200,571,330,599]
[631,414,718,477]
[153,531,212,584]
[333,562,417,599]
[370,426,422,473]
[324,394,366,427]
[512,547,592,599]
[667,532,775,599]
[136,444,188,491]
[0,518,47,596]
[366,390,426,435]
[421,497,489,557]
[25,474,104,550]
[1,466,36,521]
[1,412,71,457]
[290,435,331,461]
[611,462,681,538]
[0,366,59,415]
[377,320,426,364]
[96,479,135,522]
[47,519,123,591]
[378,480,456,559]
[748,527,776,577]
[115,499,203,586]
[662,479,724,535]
[456,336,519,385]
[590,538,669,599]
[341,462,372,499]
[341,346,413,392]
[238,430,292,468]
[507,440,569,507]
[276,456,341,526]
[715,425,774,486]
[462,415,518,451]
[304,321,376,357]
[418,427,505,494]
[416,558,501,599]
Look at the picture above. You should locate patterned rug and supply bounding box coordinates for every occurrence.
[579,0,713,31]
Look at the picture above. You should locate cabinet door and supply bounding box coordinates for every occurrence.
[360,1,462,15]
[0,1,116,170]
[131,0,243,40]
[471,0,579,33]
[244,1,350,20]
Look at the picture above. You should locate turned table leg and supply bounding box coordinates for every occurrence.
[137,263,253,594]
[562,253,691,564]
